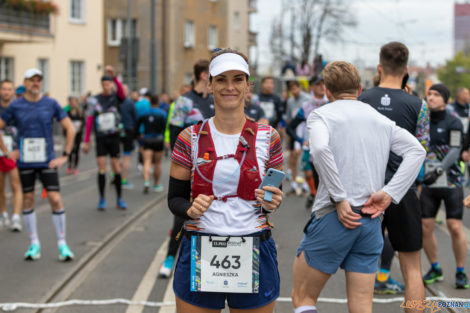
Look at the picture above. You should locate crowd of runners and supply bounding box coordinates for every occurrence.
[0,41,469,313]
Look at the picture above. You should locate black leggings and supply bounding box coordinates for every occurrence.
[68,132,82,169]
[167,215,185,257]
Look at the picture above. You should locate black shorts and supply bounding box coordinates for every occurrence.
[288,137,295,151]
[19,167,60,193]
[382,188,422,252]
[420,187,464,220]
[121,129,135,153]
[96,134,121,158]
[141,137,164,152]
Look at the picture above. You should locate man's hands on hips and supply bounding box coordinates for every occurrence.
[362,190,392,218]
[336,200,362,229]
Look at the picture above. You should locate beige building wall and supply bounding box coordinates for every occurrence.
[1,0,104,105]
[226,0,250,55]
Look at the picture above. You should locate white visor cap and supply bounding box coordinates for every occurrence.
[209,53,250,77]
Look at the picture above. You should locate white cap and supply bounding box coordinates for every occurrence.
[24,68,43,79]
[209,53,250,77]
[139,87,148,96]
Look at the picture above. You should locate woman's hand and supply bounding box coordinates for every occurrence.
[255,185,283,212]
[187,194,214,219]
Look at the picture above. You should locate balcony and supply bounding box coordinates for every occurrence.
[0,6,52,43]
[249,0,257,13]
[249,30,257,47]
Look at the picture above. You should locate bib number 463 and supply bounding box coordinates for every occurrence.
[210,255,241,270]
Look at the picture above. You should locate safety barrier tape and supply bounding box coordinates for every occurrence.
[2,296,470,311]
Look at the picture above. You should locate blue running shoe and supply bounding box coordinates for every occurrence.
[423,267,443,284]
[24,243,41,261]
[59,244,74,262]
[117,198,128,210]
[97,198,106,211]
[455,271,469,289]
[159,255,175,278]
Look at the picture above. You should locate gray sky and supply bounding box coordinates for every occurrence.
[252,0,455,74]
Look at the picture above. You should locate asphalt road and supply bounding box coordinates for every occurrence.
[0,146,469,313]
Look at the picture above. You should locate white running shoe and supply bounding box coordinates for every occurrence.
[0,215,10,229]
[10,216,22,232]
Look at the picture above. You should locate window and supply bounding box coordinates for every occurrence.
[208,25,218,50]
[184,73,193,85]
[37,59,49,93]
[184,21,195,48]
[0,57,14,81]
[122,19,137,38]
[234,12,240,30]
[107,18,137,46]
[131,19,138,38]
[70,61,85,97]
[69,0,85,23]
[107,19,121,46]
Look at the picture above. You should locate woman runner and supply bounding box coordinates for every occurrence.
[168,48,284,313]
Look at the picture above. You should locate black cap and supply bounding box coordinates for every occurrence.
[101,75,113,82]
[309,74,323,86]
[429,83,450,104]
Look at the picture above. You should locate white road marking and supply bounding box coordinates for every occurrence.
[159,274,176,313]
[126,238,169,313]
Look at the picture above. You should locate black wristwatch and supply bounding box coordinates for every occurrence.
[62,151,70,157]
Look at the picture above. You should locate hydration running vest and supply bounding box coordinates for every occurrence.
[192,118,262,202]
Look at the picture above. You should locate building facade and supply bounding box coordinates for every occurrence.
[0,0,104,105]
[104,0,256,98]
[454,2,470,55]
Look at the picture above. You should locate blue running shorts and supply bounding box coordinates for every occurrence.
[297,210,383,274]
[173,231,280,310]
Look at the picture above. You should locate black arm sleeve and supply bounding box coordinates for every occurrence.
[168,176,192,219]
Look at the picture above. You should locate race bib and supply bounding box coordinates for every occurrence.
[73,120,83,131]
[21,138,47,163]
[425,162,448,188]
[191,235,260,293]
[460,117,469,134]
[0,135,13,156]
[97,113,116,132]
[450,130,462,147]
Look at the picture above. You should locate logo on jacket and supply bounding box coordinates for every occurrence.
[381,94,391,106]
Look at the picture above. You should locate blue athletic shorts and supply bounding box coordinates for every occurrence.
[173,231,280,310]
[297,210,383,274]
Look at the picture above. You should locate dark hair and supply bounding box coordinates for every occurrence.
[150,94,159,106]
[210,48,249,63]
[194,59,210,82]
[0,79,13,88]
[379,42,409,76]
[101,75,113,82]
[209,48,249,82]
[261,76,274,84]
[287,80,301,89]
